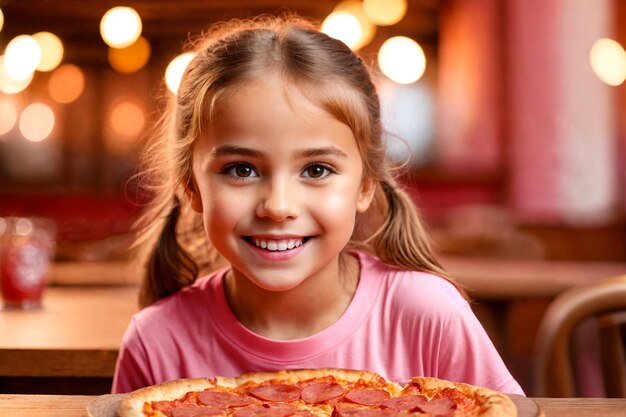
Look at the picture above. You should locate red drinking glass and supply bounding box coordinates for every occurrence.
[0,217,55,309]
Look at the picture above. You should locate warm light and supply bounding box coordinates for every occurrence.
[100,6,142,48]
[0,97,18,135]
[334,0,376,50]
[4,35,42,80]
[15,218,33,236]
[110,100,145,137]
[48,64,85,104]
[321,11,363,50]
[363,0,407,26]
[590,38,626,86]
[19,102,55,142]
[165,52,195,95]
[378,36,426,84]
[0,8,4,32]
[108,36,151,73]
[0,56,33,94]
[33,31,64,72]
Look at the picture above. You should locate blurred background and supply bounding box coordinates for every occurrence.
[0,0,624,396]
[0,0,624,262]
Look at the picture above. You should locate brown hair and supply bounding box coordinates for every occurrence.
[133,14,462,308]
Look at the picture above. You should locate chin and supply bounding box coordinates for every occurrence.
[251,275,306,293]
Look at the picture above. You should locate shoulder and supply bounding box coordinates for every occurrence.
[131,267,228,329]
[354,250,467,313]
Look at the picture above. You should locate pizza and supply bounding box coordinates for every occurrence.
[117,369,517,417]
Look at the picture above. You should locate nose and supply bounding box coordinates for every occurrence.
[256,176,300,221]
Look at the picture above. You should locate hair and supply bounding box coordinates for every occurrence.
[132,14,464,308]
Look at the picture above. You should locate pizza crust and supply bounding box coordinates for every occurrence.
[220,368,396,389]
[117,377,215,417]
[409,377,517,417]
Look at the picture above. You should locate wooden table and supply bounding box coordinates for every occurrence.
[440,256,626,299]
[0,286,138,377]
[1,394,626,417]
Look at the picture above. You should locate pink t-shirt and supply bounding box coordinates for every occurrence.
[112,251,524,395]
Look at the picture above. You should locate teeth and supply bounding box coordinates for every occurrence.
[253,238,304,251]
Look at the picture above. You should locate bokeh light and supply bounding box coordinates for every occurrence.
[19,102,55,142]
[108,36,151,73]
[334,1,376,50]
[0,97,18,136]
[165,52,195,95]
[363,0,407,26]
[100,7,142,48]
[378,36,426,84]
[109,100,145,138]
[48,64,85,104]
[0,56,33,94]
[589,38,626,86]
[321,11,363,50]
[33,31,64,72]
[4,35,42,80]
[0,8,4,32]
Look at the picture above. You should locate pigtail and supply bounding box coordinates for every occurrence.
[138,196,199,307]
[360,174,468,299]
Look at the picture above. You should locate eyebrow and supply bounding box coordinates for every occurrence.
[211,144,349,160]
[293,146,349,160]
[211,145,263,158]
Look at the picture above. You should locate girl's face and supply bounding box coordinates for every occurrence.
[188,75,375,292]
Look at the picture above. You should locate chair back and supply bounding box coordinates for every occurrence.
[533,275,626,397]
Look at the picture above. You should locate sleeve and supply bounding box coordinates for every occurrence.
[111,317,155,393]
[437,303,525,395]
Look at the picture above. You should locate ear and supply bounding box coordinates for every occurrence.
[184,177,204,213]
[356,176,376,214]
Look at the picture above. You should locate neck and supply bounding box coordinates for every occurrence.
[223,252,359,340]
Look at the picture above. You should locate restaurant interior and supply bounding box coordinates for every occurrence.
[0,0,625,408]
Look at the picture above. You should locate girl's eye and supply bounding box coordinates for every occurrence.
[303,164,334,179]
[223,163,258,179]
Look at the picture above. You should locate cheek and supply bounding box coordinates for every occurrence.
[313,184,361,228]
[203,191,241,228]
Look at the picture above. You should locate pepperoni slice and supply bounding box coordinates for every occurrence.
[301,382,344,404]
[248,384,301,402]
[433,388,474,409]
[343,389,390,406]
[172,405,227,417]
[381,394,427,411]
[334,404,398,417]
[233,403,299,417]
[152,401,175,415]
[414,398,457,417]
[198,391,256,408]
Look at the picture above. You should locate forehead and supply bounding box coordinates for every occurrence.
[212,76,330,126]
[201,75,358,151]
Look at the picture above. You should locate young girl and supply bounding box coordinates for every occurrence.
[112,15,523,396]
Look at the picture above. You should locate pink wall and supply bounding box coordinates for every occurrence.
[507,0,618,224]
[506,0,563,222]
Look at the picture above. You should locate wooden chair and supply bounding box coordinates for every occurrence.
[533,274,626,397]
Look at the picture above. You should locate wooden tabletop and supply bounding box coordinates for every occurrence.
[0,286,138,377]
[1,394,626,417]
[440,256,626,299]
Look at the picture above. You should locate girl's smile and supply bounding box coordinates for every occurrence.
[244,236,310,251]
[243,235,311,261]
